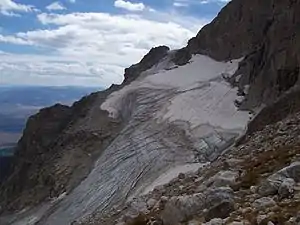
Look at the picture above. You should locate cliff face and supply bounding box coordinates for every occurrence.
[0,92,120,211]
[186,0,300,108]
[124,46,170,84]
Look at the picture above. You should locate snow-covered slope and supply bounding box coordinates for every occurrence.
[101,54,249,162]
[102,55,248,128]
[0,53,251,225]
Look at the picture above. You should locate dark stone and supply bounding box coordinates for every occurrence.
[205,200,235,221]
[124,46,170,84]
[172,47,192,66]
[0,156,13,183]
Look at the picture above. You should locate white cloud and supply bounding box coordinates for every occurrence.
[0,0,36,16]
[0,34,32,45]
[173,2,189,7]
[46,2,66,11]
[173,0,230,7]
[0,52,108,87]
[114,0,145,12]
[199,0,231,4]
[0,11,208,87]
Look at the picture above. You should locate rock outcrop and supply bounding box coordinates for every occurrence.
[124,46,170,84]
[186,0,300,108]
[0,92,121,211]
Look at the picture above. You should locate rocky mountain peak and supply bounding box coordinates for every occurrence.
[188,0,300,108]
[124,46,170,84]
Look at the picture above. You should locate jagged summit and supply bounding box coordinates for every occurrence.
[124,46,170,84]
[1,0,300,224]
[187,0,300,108]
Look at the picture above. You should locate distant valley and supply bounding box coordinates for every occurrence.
[0,86,102,146]
[0,85,102,182]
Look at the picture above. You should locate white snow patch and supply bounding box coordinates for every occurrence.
[142,163,207,195]
[158,81,249,130]
[235,74,242,83]
[144,55,240,89]
[101,54,244,123]
[244,85,250,94]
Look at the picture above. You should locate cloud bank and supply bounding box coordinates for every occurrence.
[0,8,208,87]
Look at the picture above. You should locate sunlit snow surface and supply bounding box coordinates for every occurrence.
[1,54,250,225]
[101,55,248,130]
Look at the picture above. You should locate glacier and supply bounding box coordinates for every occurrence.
[0,53,251,225]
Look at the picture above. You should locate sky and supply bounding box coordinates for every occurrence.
[0,0,229,87]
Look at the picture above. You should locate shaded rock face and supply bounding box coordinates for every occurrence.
[186,0,300,108]
[245,89,300,135]
[0,92,121,211]
[172,48,192,66]
[124,46,170,84]
[0,104,72,208]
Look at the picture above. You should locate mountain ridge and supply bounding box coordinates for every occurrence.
[1,0,300,224]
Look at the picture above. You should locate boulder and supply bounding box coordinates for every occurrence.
[204,218,224,225]
[204,187,235,221]
[161,193,205,225]
[205,201,234,221]
[252,197,276,211]
[206,170,239,188]
[278,178,295,199]
[258,162,300,196]
[205,187,235,209]
[161,187,234,225]
[258,176,282,197]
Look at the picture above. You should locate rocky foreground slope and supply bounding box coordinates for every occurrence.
[1,0,300,224]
